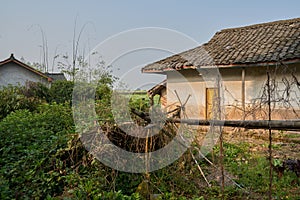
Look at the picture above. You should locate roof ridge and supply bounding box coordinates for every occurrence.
[219,17,300,33]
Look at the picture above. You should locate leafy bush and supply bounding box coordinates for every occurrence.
[48,80,74,104]
[95,76,113,101]
[129,94,150,113]
[23,81,51,100]
[0,85,41,119]
[0,103,74,199]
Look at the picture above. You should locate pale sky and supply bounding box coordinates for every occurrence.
[1,0,299,89]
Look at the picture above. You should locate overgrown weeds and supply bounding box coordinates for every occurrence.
[0,83,299,199]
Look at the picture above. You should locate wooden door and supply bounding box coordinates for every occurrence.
[206,88,218,120]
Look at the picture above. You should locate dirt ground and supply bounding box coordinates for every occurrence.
[195,126,300,159]
[223,128,300,159]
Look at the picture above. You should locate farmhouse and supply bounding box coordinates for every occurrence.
[0,54,65,87]
[142,18,300,121]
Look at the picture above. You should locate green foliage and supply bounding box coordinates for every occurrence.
[23,81,51,100]
[212,142,300,199]
[50,75,114,101]
[129,94,150,113]
[95,80,112,101]
[0,103,74,199]
[213,142,250,165]
[0,84,43,119]
[273,158,283,167]
[115,173,144,195]
[48,80,74,104]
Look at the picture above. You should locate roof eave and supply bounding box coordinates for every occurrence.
[213,58,300,68]
[142,58,300,73]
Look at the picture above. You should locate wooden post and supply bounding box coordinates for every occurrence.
[241,68,245,120]
[267,68,273,200]
[217,74,225,198]
[168,119,300,130]
[149,94,154,107]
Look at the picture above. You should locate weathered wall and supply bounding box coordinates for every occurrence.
[0,63,49,87]
[166,70,206,119]
[242,64,300,120]
[165,64,300,120]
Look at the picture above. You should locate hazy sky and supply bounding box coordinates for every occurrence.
[1,0,299,89]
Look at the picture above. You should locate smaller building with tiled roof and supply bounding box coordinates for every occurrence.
[45,72,66,82]
[143,18,300,121]
[0,54,53,87]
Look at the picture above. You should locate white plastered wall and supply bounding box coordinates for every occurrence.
[0,63,49,87]
[165,64,300,120]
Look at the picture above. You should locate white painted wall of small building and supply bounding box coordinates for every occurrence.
[0,63,49,87]
[165,64,300,120]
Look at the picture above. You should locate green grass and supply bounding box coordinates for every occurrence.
[211,142,300,199]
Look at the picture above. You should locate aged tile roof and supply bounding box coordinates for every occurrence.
[142,18,300,73]
[148,79,166,97]
[45,72,66,81]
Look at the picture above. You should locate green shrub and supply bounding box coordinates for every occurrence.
[0,103,74,199]
[23,81,51,100]
[129,94,150,113]
[0,85,42,119]
[48,80,74,104]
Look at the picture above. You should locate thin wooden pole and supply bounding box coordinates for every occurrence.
[242,68,246,121]
[145,129,150,200]
[217,75,225,199]
[267,69,273,200]
[220,126,225,199]
[189,149,211,187]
